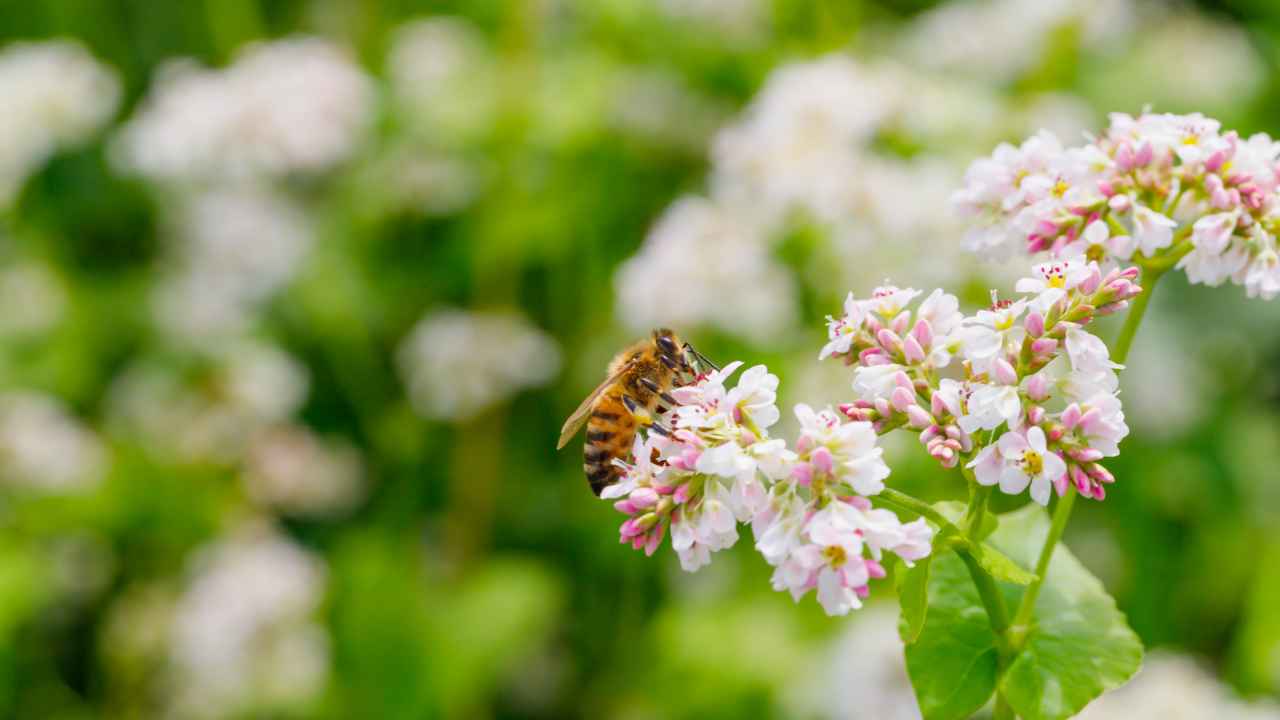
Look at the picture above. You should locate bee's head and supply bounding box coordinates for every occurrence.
[651,328,681,355]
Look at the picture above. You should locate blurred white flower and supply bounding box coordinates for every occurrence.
[106,341,309,464]
[387,17,497,144]
[615,196,798,343]
[899,0,1134,83]
[0,40,120,206]
[1078,652,1280,720]
[243,425,365,518]
[114,37,373,182]
[397,309,561,422]
[153,187,312,343]
[0,392,106,492]
[1122,319,1209,439]
[608,68,729,153]
[153,187,311,342]
[800,604,921,720]
[169,527,329,717]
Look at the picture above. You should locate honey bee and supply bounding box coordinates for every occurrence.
[557,329,716,495]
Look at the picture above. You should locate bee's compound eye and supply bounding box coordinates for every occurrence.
[657,336,678,355]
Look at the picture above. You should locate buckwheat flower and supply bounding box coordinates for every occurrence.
[959,298,1028,373]
[958,382,1023,434]
[1131,204,1178,257]
[1061,220,1136,267]
[969,426,1066,506]
[1016,256,1093,311]
[793,404,890,496]
[1242,234,1280,300]
[820,292,869,361]
[242,425,366,518]
[1065,327,1123,374]
[387,17,498,144]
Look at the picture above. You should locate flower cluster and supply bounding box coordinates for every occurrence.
[954,111,1280,299]
[604,362,932,615]
[822,257,1139,504]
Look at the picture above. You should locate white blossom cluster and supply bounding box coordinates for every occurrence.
[821,257,1139,504]
[114,37,374,183]
[604,361,932,616]
[0,40,120,207]
[956,111,1280,299]
[168,528,330,717]
[397,309,562,422]
[0,392,106,493]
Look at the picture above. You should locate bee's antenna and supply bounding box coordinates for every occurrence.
[684,343,720,372]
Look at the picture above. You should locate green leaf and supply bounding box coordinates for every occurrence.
[900,550,1000,720]
[991,506,1144,720]
[969,541,1036,586]
[896,555,932,644]
[902,504,1142,720]
[933,500,998,541]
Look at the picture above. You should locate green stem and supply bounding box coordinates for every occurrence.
[877,488,961,536]
[959,548,1011,636]
[1112,264,1166,365]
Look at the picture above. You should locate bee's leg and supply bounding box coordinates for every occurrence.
[646,422,672,438]
[639,377,677,408]
[621,394,653,426]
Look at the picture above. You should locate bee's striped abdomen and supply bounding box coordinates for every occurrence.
[583,392,636,496]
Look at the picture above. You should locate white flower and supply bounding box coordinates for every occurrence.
[1191,212,1239,255]
[0,392,106,492]
[1242,234,1280,300]
[968,427,1066,506]
[852,363,906,403]
[672,480,739,572]
[866,285,923,319]
[1072,392,1129,457]
[726,364,781,429]
[1061,219,1136,264]
[1015,256,1092,311]
[820,292,868,360]
[960,299,1027,373]
[1065,328,1122,373]
[957,382,1021,434]
[1130,204,1178,257]
[794,404,890,495]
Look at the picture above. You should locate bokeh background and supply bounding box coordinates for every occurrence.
[1,0,1279,717]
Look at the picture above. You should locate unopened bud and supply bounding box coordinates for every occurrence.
[906,405,934,429]
[993,358,1018,385]
[903,334,926,363]
[877,328,902,353]
[912,319,933,349]
[1026,372,1050,401]
[1025,311,1046,338]
[1031,337,1059,355]
[811,446,835,474]
[891,386,916,412]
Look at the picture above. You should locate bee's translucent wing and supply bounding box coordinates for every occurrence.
[557,363,634,450]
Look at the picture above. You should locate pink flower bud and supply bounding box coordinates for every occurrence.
[1031,337,1058,355]
[1091,485,1106,501]
[854,585,871,599]
[791,462,813,487]
[1047,424,1066,442]
[930,393,947,418]
[1135,142,1153,167]
[903,334,926,363]
[1061,403,1082,429]
[912,319,933,349]
[1115,142,1135,171]
[1108,194,1131,212]
[1069,447,1105,463]
[1070,464,1090,495]
[866,558,887,579]
[1206,149,1228,173]
[614,500,637,515]
[891,311,912,335]
[1026,372,1050,401]
[1080,265,1103,295]
[1098,179,1116,197]
[891,386,916,412]
[673,484,693,504]
[1025,311,1046,338]
[874,397,892,418]
[1027,234,1050,253]
[919,425,942,443]
[861,348,891,366]
[906,405,934,429]
[991,358,1017,385]
[644,525,665,556]
[1086,463,1115,484]
[880,329,905,355]
[894,371,914,391]
[811,446,835,475]
[1027,405,1045,425]
[630,487,659,509]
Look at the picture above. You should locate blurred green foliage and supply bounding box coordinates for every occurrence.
[0,0,1278,718]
